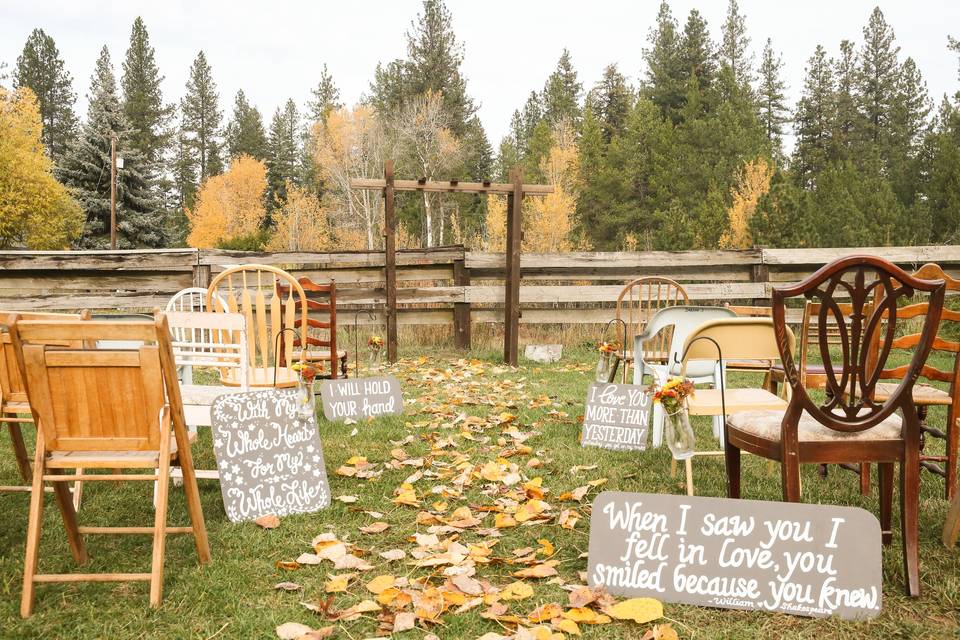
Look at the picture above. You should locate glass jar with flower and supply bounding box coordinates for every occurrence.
[651,376,696,460]
[595,340,621,383]
[368,335,384,369]
[291,361,317,417]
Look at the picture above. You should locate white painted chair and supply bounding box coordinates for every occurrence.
[165,287,226,385]
[164,311,249,484]
[633,306,738,447]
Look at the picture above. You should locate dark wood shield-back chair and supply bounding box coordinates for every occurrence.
[724,255,945,596]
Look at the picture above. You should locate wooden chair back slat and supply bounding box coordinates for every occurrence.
[207,265,308,385]
[773,256,945,433]
[616,277,689,360]
[276,277,343,378]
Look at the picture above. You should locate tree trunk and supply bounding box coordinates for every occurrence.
[423,191,433,248]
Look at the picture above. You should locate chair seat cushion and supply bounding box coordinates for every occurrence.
[873,382,951,406]
[769,363,828,375]
[728,409,902,442]
[304,349,348,361]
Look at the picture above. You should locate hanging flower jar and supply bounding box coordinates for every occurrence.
[652,377,696,460]
[368,335,385,369]
[292,361,317,418]
[595,340,622,383]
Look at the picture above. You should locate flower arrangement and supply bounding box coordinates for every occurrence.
[368,335,384,350]
[291,361,318,382]
[650,376,695,414]
[597,340,621,354]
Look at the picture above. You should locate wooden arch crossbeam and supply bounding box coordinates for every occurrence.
[350,161,553,365]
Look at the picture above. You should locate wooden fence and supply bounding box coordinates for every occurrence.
[2,245,959,351]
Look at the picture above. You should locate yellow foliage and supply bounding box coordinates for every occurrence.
[720,157,774,250]
[186,154,267,248]
[268,183,332,251]
[524,120,580,253]
[484,195,507,251]
[0,86,82,249]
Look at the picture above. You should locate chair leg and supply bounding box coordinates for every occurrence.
[72,467,84,511]
[50,469,88,565]
[6,421,33,483]
[782,455,801,502]
[171,413,211,564]
[150,452,171,607]
[20,435,47,618]
[860,463,872,496]
[946,411,958,501]
[651,403,665,448]
[902,432,922,596]
[943,489,960,547]
[685,457,694,496]
[878,462,894,546]
[725,437,741,499]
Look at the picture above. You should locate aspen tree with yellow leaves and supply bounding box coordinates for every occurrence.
[185,154,267,248]
[523,119,580,252]
[0,86,82,249]
[720,157,774,249]
[268,182,333,251]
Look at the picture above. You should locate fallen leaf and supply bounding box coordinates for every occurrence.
[452,574,484,596]
[324,574,353,593]
[494,513,517,528]
[274,581,302,591]
[512,561,559,579]
[276,622,312,639]
[366,574,397,594]
[296,553,322,565]
[528,602,563,623]
[606,597,664,624]
[256,514,280,529]
[275,561,300,571]
[393,610,416,632]
[537,538,555,557]
[498,581,534,600]
[335,495,358,503]
[379,549,406,561]
[359,522,391,534]
[553,618,581,636]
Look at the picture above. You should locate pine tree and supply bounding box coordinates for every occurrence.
[678,9,716,99]
[585,64,633,142]
[642,2,686,121]
[889,57,932,207]
[720,0,754,86]
[542,49,582,125]
[858,7,900,148]
[225,90,268,161]
[306,64,341,123]
[757,38,789,160]
[831,39,861,162]
[266,99,301,207]
[13,28,77,163]
[58,46,165,247]
[792,45,835,188]
[121,17,171,165]
[181,51,223,195]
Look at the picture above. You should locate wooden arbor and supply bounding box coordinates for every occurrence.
[351,162,552,365]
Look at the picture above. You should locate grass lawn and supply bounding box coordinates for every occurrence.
[1,346,959,639]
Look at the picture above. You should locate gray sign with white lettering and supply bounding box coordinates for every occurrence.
[211,389,330,522]
[319,375,404,421]
[581,382,651,451]
[587,492,882,619]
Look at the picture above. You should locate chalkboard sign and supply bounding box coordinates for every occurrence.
[211,389,331,522]
[581,382,652,451]
[319,375,404,421]
[587,492,882,620]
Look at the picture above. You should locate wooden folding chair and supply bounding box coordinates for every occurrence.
[1,310,88,503]
[10,312,211,617]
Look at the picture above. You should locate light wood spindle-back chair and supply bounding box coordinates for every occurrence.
[725,255,945,596]
[10,313,210,617]
[276,277,348,379]
[206,265,308,388]
[616,277,688,379]
[1,310,89,501]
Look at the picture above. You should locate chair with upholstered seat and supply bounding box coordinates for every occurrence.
[206,265,308,388]
[9,313,210,617]
[724,255,946,596]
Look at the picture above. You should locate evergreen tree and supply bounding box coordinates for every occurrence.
[225,90,268,161]
[678,9,716,99]
[585,64,633,142]
[858,7,900,148]
[720,0,754,86]
[831,40,861,162]
[180,50,223,202]
[266,99,301,207]
[888,57,931,207]
[542,49,582,125]
[642,2,686,122]
[792,45,835,188]
[13,28,77,163]
[121,17,171,165]
[58,46,165,248]
[306,64,341,123]
[757,38,789,160]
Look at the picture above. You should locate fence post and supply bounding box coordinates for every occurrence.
[453,252,471,350]
[503,168,523,366]
[192,249,211,288]
[750,248,770,306]
[384,160,398,363]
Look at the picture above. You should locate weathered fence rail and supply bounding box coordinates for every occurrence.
[2,245,958,349]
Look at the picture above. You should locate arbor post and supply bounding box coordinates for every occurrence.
[453,255,471,350]
[504,168,523,366]
[384,160,398,363]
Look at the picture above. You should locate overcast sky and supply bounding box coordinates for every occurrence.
[2,0,959,150]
